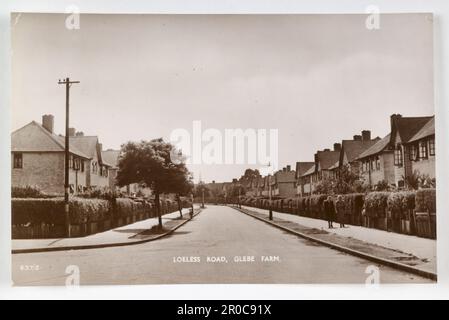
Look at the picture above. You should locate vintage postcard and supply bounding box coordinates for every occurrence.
[10,13,436,285]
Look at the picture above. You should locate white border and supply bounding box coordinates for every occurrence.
[1,0,448,300]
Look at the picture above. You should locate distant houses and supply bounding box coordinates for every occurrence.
[229,113,436,198]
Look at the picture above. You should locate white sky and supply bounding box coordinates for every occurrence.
[11,13,434,183]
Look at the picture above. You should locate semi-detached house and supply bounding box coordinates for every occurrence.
[11,114,111,195]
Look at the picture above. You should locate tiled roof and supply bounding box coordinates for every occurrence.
[11,121,90,159]
[101,149,121,168]
[317,150,340,170]
[301,165,315,177]
[275,170,296,183]
[340,138,380,163]
[408,117,435,143]
[295,162,315,179]
[393,116,433,143]
[328,161,340,170]
[356,134,391,159]
[70,136,99,159]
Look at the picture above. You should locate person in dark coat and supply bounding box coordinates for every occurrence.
[335,195,346,228]
[324,196,336,229]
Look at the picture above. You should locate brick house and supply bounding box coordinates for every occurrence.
[272,166,296,198]
[298,148,340,195]
[337,131,380,174]
[12,114,111,195]
[405,116,435,181]
[295,161,315,196]
[357,114,435,188]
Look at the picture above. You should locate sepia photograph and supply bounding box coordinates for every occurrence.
[9,12,437,286]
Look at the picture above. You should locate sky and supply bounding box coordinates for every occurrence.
[11,13,434,183]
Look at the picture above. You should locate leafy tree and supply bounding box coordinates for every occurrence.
[116,138,193,229]
[243,168,260,179]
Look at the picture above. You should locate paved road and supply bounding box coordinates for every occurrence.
[12,205,430,285]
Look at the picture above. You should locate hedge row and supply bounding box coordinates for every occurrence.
[12,196,192,238]
[237,189,436,238]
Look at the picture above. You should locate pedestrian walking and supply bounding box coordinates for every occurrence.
[335,195,346,228]
[324,196,336,229]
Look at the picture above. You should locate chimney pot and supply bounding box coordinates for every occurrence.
[362,130,371,141]
[324,148,330,152]
[287,165,291,172]
[75,131,84,137]
[42,114,54,134]
[333,143,342,152]
[353,135,362,141]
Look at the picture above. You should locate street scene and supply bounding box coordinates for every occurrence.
[11,13,436,285]
[12,205,432,285]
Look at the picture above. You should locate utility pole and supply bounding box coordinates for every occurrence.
[58,77,80,237]
[268,174,273,220]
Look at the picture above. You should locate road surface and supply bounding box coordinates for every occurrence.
[12,205,430,285]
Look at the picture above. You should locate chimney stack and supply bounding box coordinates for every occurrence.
[391,114,402,133]
[42,114,54,134]
[75,131,84,137]
[68,128,76,137]
[353,135,362,141]
[323,148,330,152]
[333,143,342,152]
[283,167,286,172]
[286,165,291,172]
[362,130,371,141]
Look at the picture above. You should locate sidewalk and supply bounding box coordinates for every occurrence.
[12,207,199,254]
[239,205,436,279]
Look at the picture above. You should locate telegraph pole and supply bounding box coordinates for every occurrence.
[58,77,80,237]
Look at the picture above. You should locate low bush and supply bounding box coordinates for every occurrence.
[309,195,327,217]
[387,191,416,219]
[415,188,436,213]
[364,192,390,218]
[12,197,111,225]
[12,186,54,198]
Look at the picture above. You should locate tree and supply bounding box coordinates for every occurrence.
[116,138,193,229]
[243,168,260,179]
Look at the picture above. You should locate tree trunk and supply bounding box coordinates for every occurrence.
[155,192,162,229]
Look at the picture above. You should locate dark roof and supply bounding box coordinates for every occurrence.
[408,117,435,143]
[11,121,90,159]
[101,149,121,168]
[340,138,380,164]
[275,170,296,183]
[392,116,433,144]
[316,150,340,170]
[295,162,315,179]
[356,134,391,159]
[301,165,316,177]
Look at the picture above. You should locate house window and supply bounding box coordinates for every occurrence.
[74,158,80,170]
[13,153,23,169]
[409,144,418,161]
[69,155,74,169]
[81,160,85,172]
[429,138,435,156]
[419,141,428,159]
[376,156,381,171]
[394,145,403,167]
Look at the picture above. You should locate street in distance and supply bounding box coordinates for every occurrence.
[173,255,281,263]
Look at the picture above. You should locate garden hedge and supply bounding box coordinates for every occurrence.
[415,188,436,213]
